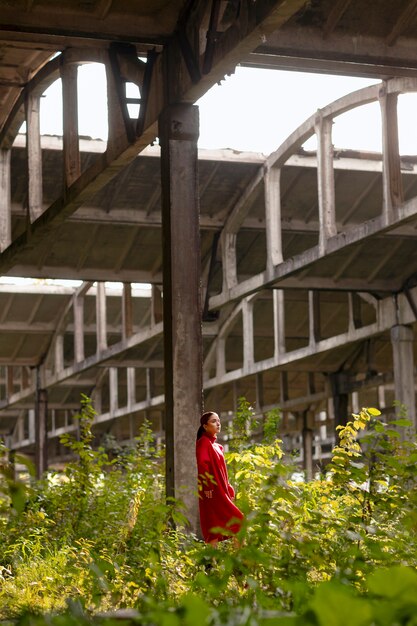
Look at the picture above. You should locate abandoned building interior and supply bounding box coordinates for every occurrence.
[1,0,417,530]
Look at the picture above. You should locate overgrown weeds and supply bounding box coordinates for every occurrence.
[1,398,417,625]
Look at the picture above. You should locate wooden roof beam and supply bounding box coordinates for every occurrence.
[95,0,113,20]
[386,0,417,47]
[322,0,353,39]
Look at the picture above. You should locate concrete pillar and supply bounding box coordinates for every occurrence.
[35,387,48,479]
[380,88,402,221]
[315,112,336,254]
[391,325,416,427]
[264,165,283,270]
[25,93,43,222]
[329,372,349,432]
[122,283,133,339]
[61,60,81,188]
[127,367,136,411]
[0,148,11,252]
[159,103,202,533]
[96,282,107,352]
[54,334,64,373]
[109,367,118,415]
[74,294,85,362]
[302,410,314,481]
[28,409,35,442]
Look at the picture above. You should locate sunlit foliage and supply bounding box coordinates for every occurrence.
[1,399,417,625]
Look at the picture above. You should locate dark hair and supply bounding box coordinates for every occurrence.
[196,411,217,440]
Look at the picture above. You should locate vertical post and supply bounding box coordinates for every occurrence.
[0,148,11,252]
[315,112,336,254]
[264,165,283,271]
[379,85,402,222]
[351,390,359,413]
[127,367,136,411]
[348,292,362,331]
[391,325,416,427]
[318,410,327,441]
[242,298,254,369]
[378,385,386,410]
[221,231,238,292]
[302,410,314,480]
[309,290,321,345]
[96,282,107,352]
[28,409,35,442]
[93,387,102,416]
[109,367,118,415]
[21,366,29,391]
[279,371,288,403]
[74,294,85,362]
[106,52,127,158]
[216,335,226,378]
[273,289,286,359]
[35,370,48,478]
[329,372,349,431]
[17,414,25,443]
[54,334,64,373]
[159,103,202,533]
[61,61,81,188]
[25,93,43,222]
[6,366,13,399]
[145,367,154,402]
[255,372,264,413]
[122,282,133,339]
[151,284,163,325]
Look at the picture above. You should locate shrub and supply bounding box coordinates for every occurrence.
[1,400,417,625]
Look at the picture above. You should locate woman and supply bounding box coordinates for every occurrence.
[196,411,244,544]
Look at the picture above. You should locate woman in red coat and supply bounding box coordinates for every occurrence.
[196,411,244,544]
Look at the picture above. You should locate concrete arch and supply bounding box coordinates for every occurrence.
[210,77,417,310]
[266,77,417,170]
[0,47,147,150]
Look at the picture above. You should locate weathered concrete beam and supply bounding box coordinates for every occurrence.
[0,0,304,275]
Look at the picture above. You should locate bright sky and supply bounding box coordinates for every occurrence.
[38,63,417,156]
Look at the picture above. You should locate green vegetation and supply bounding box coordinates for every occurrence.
[1,396,417,625]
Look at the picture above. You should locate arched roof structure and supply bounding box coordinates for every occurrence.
[1,0,417,526]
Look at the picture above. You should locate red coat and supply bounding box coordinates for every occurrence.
[196,432,244,543]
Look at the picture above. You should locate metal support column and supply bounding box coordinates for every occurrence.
[159,103,202,533]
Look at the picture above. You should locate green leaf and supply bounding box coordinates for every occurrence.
[259,616,300,625]
[390,418,412,427]
[384,428,401,438]
[181,594,212,626]
[367,566,417,603]
[9,481,27,514]
[310,582,373,626]
[158,611,182,626]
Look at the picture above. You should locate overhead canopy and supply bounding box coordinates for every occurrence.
[1,1,417,465]
[245,0,417,78]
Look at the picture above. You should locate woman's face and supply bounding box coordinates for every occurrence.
[204,413,221,437]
